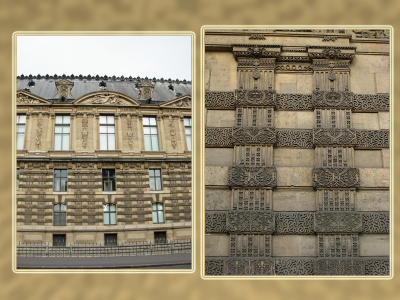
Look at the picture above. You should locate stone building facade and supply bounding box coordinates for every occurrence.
[204,29,390,276]
[16,75,191,246]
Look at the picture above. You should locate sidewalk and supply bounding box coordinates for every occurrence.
[17,253,191,269]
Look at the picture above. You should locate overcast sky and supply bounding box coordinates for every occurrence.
[17,35,192,80]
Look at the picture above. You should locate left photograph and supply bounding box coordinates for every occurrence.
[14,34,193,271]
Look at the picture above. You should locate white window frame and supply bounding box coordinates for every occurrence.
[54,115,70,151]
[184,117,191,151]
[149,169,162,191]
[152,203,165,224]
[143,116,159,151]
[53,204,66,226]
[16,114,26,150]
[99,115,116,150]
[54,169,68,192]
[104,203,116,225]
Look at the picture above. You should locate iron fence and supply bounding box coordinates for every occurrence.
[17,239,191,257]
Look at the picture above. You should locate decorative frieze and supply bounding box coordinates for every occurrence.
[276,94,313,110]
[226,211,275,233]
[313,167,360,189]
[205,212,227,233]
[364,259,390,276]
[354,130,389,148]
[205,91,235,108]
[275,130,313,148]
[362,212,389,234]
[230,234,271,257]
[313,90,353,108]
[205,127,233,147]
[225,258,275,275]
[313,129,356,146]
[228,166,277,188]
[232,127,276,145]
[352,29,390,39]
[353,94,390,112]
[205,258,225,275]
[275,63,313,72]
[315,212,362,233]
[315,258,364,275]
[308,46,356,61]
[275,259,315,275]
[275,212,314,234]
[235,89,276,107]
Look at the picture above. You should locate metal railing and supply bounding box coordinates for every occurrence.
[17,239,191,257]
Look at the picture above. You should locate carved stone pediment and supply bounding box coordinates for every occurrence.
[16,91,51,105]
[74,92,140,106]
[160,95,191,108]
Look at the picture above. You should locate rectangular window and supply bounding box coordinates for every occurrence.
[143,116,159,151]
[53,234,66,247]
[16,114,26,150]
[99,115,116,150]
[54,169,67,192]
[102,169,116,191]
[149,169,162,191]
[54,115,70,150]
[184,117,191,151]
[53,204,66,226]
[104,233,117,246]
[17,168,19,191]
[154,231,167,243]
[104,204,116,225]
[152,203,164,224]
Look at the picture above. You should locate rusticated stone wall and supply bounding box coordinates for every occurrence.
[204,29,390,276]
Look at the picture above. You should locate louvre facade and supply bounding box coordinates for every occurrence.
[16,75,192,247]
[204,29,390,276]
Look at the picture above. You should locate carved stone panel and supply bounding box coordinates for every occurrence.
[205,258,225,276]
[226,258,275,276]
[205,91,235,108]
[205,127,234,147]
[230,234,271,257]
[315,258,364,275]
[205,211,227,233]
[228,166,277,188]
[318,234,359,257]
[232,189,272,210]
[315,147,354,167]
[226,211,275,233]
[354,130,389,148]
[275,213,314,234]
[275,259,315,275]
[352,94,390,111]
[315,212,362,233]
[313,168,360,189]
[232,127,276,145]
[316,190,356,211]
[236,107,274,127]
[276,130,313,148]
[276,94,313,110]
[364,258,390,276]
[235,89,276,107]
[314,129,356,146]
[234,145,273,166]
[313,90,353,108]
[362,212,389,234]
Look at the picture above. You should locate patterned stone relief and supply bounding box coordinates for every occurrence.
[226,258,275,275]
[169,117,177,150]
[17,93,41,104]
[55,79,74,98]
[235,89,276,106]
[205,91,235,108]
[353,30,390,39]
[315,109,352,129]
[126,115,134,150]
[82,115,88,149]
[364,259,390,275]
[236,107,274,127]
[308,46,356,60]
[315,258,364,275]
[226,211,275,233]
[228,166,277,188]
[238,69,274,90]
[354,130,389,148]
[232,127,276,145]
[315,212,362,233]
[232,189,272,210]
[275,130,313,148]
[275,213,314,234]
[233,46,280,59]
[205,258,225,275]
[249,34,266,40]
[234,145,273,166]
[315,147,354,167]
[362,212,389,234]
[276,94,313,110]
[205,211,227,233]
[230,234,271,257]
[353,94,389,111]
[205,127,234,147]
[313,168,360,189]
[318,234,358,257]
[314,71,350,91]
[313,129,356,146]
[316,190,356,211]
[275,259,315,275]
[90,93,123,105]
[313,90,353,108]
[35,115,43,149]
[313,61,351,70]
[275,63,313,72]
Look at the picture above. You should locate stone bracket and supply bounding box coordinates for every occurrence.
[313,167,360,189]
[228,166,277,188]
[315,212,362,233]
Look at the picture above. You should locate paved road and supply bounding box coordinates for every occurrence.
[17,253,191,269]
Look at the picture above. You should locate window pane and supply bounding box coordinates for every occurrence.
[108,134,115,150]
[60,204,66,212]
[143,127,150,134]
[104,213,109,225]
[157,203,163,210]
[18,115,26,123]
[107,125,115,134]
[144,136,151,151]
[156,178,162,190]
[143,117,149,125]
[107,116,114,124]
[63,125,70,134]
[149,117,156,125]
[152,211,158,223]
[150,178,156,190]
[158,211,164,223]
[54,126,63,133]
[61,170,67,177]
[54,170,61,177]
[17,135,24,150]
[151,136,159,151]
[54,179,60,191]
[54,134,62,150]
[60,213,66,226]
[62,134,69,150]
[154,169,161,176]
[99,116,107,124]
[186,136,191,151]
[63,116,70,124]
[150,127,157,134]
[104,204,109,212]
[60,178,67,191]
[55,116,63,124]
[100,134,107,150]
[110,204,116,212]
[149,169,155,177]
[110,212,116,224]
[99,125,107,133]
[17,125,25,133]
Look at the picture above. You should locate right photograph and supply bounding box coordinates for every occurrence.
[203,27,391,277]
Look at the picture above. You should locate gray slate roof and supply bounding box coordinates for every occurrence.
[17,76,191,103]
